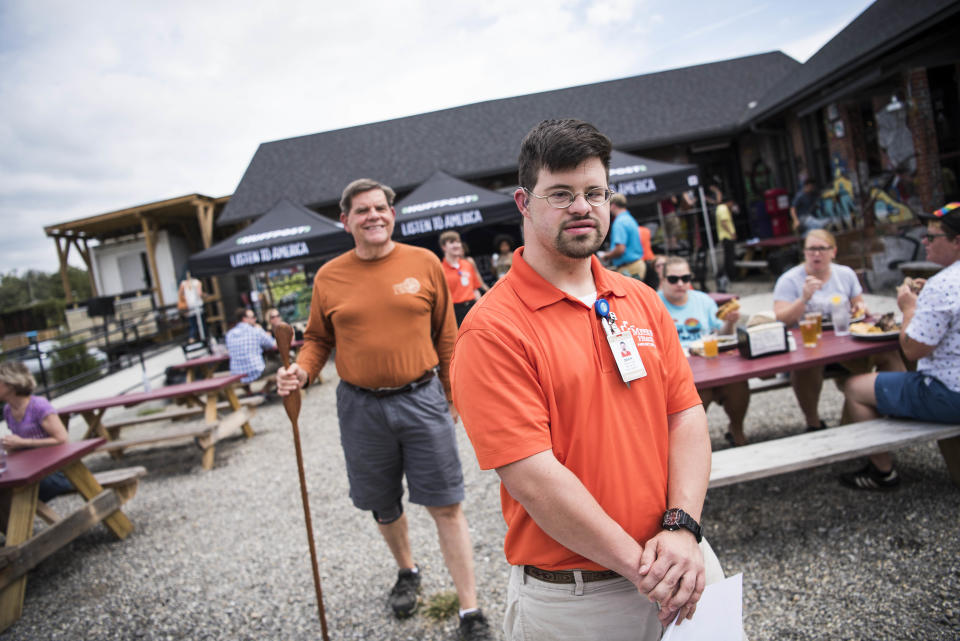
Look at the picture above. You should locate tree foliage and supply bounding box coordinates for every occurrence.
[0,267,92,312]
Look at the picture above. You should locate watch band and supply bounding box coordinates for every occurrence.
[661,508,702,543]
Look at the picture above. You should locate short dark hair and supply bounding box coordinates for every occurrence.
[340,178,396,213]
[438,230,461,247]
[493,234,515,250]
[517,119,612,191]
[803,178,816,187]
[235,307,252,323]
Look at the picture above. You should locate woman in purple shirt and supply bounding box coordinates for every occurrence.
[0,362,74,501]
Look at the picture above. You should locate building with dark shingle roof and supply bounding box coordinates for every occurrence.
[219,52,800,226]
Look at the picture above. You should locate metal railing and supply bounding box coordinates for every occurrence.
[1,307,190,400]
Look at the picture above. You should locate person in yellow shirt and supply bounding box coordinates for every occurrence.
[713,187,737,291]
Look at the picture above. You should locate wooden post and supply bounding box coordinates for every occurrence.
[52,236,74,304]
[76,237,98,297]
[139,215,165,308]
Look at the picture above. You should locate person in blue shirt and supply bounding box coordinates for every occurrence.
[225,307,277,386]
[658,257,750,446]
[599,193,646,279]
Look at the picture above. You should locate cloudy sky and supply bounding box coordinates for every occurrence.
[0,0,874,276]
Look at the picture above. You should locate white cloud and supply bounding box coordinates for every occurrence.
[0,0,876,277]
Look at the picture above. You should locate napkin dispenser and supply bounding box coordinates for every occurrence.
[737,322,789,359]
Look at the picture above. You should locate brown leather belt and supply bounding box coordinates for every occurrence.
[346,370,435,399]
[523,566,620,584]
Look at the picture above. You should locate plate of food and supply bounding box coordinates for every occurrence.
[850,313,901,340]
[823,313,866,329]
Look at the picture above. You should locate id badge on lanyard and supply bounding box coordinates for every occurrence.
[594,298,647,386]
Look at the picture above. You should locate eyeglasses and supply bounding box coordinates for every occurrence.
[665,274,693,284]
[923,233,949,242]
[804,246,833,254]
[523,187,614,208]
[268,314,280,320]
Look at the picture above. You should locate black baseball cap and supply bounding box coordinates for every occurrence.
[920,202,960,235]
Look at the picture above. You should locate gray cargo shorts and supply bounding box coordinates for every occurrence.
[335,376,465,511]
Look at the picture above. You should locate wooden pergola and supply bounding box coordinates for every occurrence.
[43,194,230,334]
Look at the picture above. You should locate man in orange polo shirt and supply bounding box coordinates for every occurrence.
[440,230,487,326]
[451,120,726,640]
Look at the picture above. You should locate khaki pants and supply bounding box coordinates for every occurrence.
[503,538,731,641]
[617,259,647,280]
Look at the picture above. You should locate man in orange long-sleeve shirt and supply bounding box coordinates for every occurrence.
[276,179,491,639]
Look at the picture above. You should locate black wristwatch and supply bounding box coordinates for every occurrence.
[661,508,702,543]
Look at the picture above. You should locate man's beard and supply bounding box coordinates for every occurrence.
[555,219,605,259]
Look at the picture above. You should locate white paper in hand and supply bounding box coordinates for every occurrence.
[661,573,743,641]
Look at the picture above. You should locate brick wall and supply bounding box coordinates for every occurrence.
[906,68,944,211]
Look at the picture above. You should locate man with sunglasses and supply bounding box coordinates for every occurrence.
[452,119,729,640]
[659,257,749,446]
[840,203,960,490]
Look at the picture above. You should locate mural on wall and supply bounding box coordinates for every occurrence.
[871,106,919,223]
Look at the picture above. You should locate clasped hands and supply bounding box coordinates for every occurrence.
[633,529,705,627]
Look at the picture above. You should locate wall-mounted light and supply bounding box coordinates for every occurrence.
[886,95,904,112]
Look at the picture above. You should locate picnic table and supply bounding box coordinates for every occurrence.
[707,292,738,306]
[0,439,134,631]
[686,328,960,489]
[688,327,900,390]
[56,374,255,470]
[168,340,304,382]
[736,235,800,274]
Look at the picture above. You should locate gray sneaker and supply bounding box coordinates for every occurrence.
[387,566,421,618]
[459,610,493,640]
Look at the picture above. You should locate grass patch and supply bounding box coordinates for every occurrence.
[423,591,459,621]
[136,407,165,416]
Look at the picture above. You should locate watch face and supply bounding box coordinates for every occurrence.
[663,509,680,527]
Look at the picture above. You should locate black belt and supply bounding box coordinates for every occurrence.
[346,370,435,399]
[523,566,620,584]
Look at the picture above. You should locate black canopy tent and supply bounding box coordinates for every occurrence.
[607,150,717,278]
[188,198,351,277]
[392,170,518,241]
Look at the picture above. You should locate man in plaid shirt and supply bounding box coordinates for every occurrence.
[225,307,277,383]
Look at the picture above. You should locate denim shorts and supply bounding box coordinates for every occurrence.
[875,372,960,423]
[335,377,464,511]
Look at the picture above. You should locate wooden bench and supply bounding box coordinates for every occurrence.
[710,418,960,489]
[734,260,769,271]
[35,466,148,525]
[95,406,255,470]
[102,396,264,434]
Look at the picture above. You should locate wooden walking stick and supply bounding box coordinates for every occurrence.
[275,323,330,641]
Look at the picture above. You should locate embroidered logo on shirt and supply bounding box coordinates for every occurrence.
[618,321,657,348]
[393,277,421,295]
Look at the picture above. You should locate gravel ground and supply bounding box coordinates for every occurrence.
[8,330,960,640]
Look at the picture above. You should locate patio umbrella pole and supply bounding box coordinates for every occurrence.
[275,323,330,641]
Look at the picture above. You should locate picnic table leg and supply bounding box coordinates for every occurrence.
[61,462,133,540]
[224,385,255,439]
[0,485,38,632]
[938,435,960,488]
[81,410,123,460]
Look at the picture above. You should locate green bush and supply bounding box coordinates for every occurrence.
[49,341,100,385]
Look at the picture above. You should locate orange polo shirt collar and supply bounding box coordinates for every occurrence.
[508,247,628,311]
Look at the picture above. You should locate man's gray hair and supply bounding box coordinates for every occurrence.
[340,178,396,213]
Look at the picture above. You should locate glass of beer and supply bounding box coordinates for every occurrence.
[805,311,823,338]
[799,319,819,348]
[702,333,719,358]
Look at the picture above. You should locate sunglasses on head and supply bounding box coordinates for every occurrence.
[665,274,693,284]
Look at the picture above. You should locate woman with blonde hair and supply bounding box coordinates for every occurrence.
[0,362,73,500]
[773,229,903,432]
